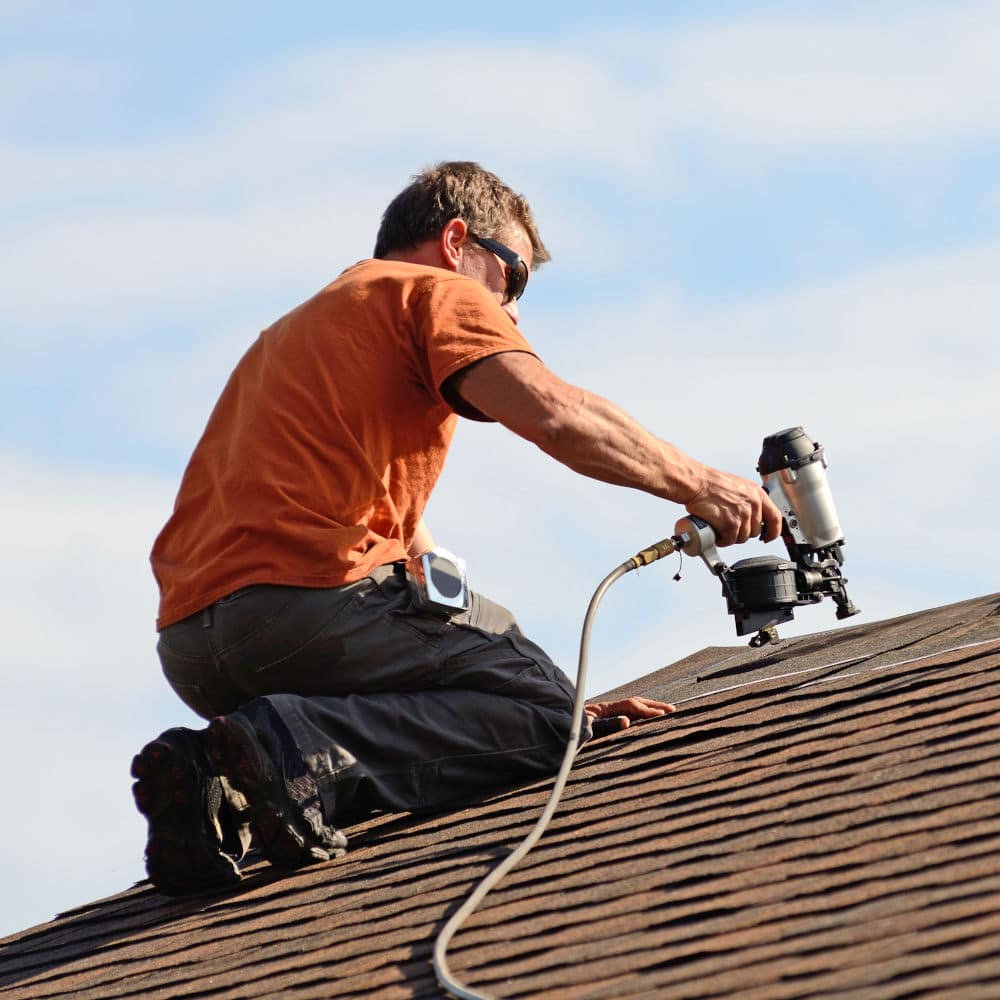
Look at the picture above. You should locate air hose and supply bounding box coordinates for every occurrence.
[432,535,681,1000]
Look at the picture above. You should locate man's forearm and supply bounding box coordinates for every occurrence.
[526,383,705,502]
[450,351,782,546]
[453,352,703,503]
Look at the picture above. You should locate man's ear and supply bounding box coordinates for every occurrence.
[439,217,469,272]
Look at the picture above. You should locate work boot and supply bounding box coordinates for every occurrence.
[131,727,251,896]
[206,703,347,870]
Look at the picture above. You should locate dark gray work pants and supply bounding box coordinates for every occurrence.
[156,563,581,824]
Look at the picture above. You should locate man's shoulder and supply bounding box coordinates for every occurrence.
[333,258,501,302]
[308,261,501,332]
[329,258,458,291]
[269,260,439,327]
[263,261,492,336]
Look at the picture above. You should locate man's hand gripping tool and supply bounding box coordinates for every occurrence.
[672,427,860,647]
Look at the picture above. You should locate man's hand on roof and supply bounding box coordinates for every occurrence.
[684,466,783,547]
[585,696,676,735]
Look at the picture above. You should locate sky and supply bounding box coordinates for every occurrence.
[2,0,998,939]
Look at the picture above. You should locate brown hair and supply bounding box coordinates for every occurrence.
[373,161,550,268]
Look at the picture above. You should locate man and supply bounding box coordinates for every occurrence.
[134,161,782,895]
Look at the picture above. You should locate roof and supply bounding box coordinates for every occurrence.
[3,592,999,999]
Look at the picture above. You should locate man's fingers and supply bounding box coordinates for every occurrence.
[586,698,676,739]
[632,700,675,717]
[622,696,674,717]
[719,509,745,547]
[585,697,676,721]
[687,476,783,548]
[737,510,753,544]
[761,493,783,541]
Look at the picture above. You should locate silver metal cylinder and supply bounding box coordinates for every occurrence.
[764,456,843,549]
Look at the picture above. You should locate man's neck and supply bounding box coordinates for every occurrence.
[381,238,445,270]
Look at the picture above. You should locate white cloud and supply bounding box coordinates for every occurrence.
[0,452,199,936]
[0,53,107,121]
[0,452,172,683]
[0,696,156,937]
[650,4,1000,144]
[0,191,384,338]
[5,4,1000,341]
[547,236,1000,438]
[96,316,268,452]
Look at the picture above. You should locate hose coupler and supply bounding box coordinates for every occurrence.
[630,537,680,569]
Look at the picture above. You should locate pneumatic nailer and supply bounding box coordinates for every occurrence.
[674,426,860,647]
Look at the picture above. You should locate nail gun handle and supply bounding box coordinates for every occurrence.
[673,515,726,575]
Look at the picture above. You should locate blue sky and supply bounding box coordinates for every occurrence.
[2,0,999,940]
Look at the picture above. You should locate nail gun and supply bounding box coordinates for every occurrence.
[674,427,860,647]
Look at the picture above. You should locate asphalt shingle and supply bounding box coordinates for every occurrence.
[2,593,998,999]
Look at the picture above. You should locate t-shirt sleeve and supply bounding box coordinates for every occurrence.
[413,274,538,410]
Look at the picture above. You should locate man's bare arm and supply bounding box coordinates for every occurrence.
[450,352,782,546]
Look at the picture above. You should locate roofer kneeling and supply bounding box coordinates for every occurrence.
[132,161,781,894]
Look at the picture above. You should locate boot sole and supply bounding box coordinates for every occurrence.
[131,733,241,895]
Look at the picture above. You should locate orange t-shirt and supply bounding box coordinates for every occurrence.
[151,259,536,629]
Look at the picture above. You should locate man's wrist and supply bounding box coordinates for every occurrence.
[663,448,707,505]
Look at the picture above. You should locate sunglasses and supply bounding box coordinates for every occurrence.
[469,234,529,303]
